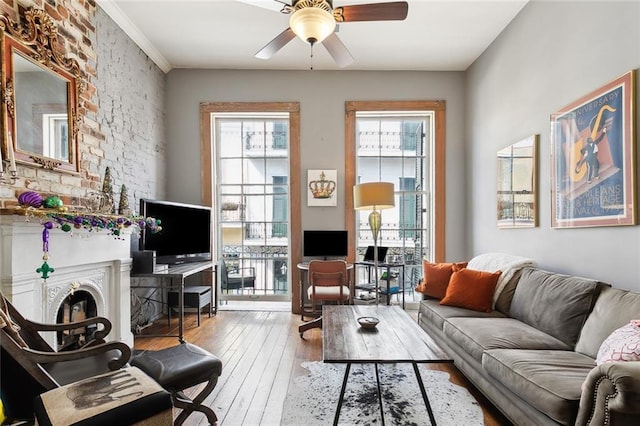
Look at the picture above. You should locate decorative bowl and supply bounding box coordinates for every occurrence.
[357,316,380,330]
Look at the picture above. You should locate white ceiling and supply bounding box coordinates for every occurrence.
[96,0,529,73]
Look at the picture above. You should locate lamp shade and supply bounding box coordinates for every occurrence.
[353,182,395,211]
[289,7,336,44]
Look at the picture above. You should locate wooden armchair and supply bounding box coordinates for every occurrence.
[0,292,130,420]
[1,291,223,425]
[299,260,351,337]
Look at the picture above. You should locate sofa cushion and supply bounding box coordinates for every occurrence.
[416,260,468,299]
[418,299,505,331]
[509,268,602,348]
[483,349,596,425]
[575,286,640,358]
[494,268,523,315]
[440,267,501,312]
[443,317,571,362]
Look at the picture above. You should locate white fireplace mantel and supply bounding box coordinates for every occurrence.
[0,214,134,347]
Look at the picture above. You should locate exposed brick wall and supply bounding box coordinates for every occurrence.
[0,0,166,213]
[93,6,167,213]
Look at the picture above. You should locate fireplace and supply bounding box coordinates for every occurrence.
[56,290,98,350]
[0,214,134,348]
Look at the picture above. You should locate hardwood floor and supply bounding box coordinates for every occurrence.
[134,309,512,426]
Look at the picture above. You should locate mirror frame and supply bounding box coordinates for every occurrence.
[496,134,539,229]
[1,7,83,173]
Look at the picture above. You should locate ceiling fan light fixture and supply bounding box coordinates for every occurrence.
[289,7,336,45]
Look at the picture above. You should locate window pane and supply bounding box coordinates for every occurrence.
[245,158,265,184]
[272,121,288,150]
[218,121,242,158]
[266,158,288,179]
[220,159,242,184]
[272,176,288,238]
[402,121,421,151]
[355,113,432,303]
[215,114,290,299]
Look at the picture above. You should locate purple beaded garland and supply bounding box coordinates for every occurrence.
[42,222,53,253]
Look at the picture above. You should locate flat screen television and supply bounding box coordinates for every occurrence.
[303,230,348,259]
[139,199,212,265]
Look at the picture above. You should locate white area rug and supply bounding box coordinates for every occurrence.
[282,361,483,425]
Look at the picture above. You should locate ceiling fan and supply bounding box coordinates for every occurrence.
[250,0,409,67]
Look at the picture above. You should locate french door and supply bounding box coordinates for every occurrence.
[200,103,301,305]
[345,101,446,308]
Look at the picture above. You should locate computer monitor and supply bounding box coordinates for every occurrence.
[303,230,348,259]
[363,246,388,263]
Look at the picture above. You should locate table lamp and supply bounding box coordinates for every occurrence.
[353,182,395,303]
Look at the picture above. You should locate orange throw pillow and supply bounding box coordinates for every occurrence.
[415,260,468,299]
[440,267,502,312]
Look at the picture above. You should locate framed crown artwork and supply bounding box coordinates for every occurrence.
[307,169,337,207]
[551,70,636,229]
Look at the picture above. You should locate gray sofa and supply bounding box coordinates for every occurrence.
[417,266,640,426]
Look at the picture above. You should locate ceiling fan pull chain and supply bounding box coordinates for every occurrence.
[309,41,314,70]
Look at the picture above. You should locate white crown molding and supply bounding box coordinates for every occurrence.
[96,0,173,73]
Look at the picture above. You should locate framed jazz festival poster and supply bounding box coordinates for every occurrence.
[551,70,636,229]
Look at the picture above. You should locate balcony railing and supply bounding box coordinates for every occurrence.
[355,222,424,243]
[497,201,535,221]
[222,247,289,296]
[242,222,288,239]
[243,131,288,151]
[357,131,419,152]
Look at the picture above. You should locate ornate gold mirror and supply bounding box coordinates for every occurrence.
[1,8,82,172]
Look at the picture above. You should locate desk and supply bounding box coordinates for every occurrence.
[131,261,216,342]
[297,262,354,320]
[354,261,406,308]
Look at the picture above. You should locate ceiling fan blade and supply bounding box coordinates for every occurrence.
[334,2,408,22]
[235,0,292,14]
[322,33,354,67]
[255,27,296,60]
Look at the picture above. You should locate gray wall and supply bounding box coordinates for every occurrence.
[95,7,167,209]
[165,70,467,262]
[466,1,640,291]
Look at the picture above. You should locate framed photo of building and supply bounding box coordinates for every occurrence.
[550,70,636,228]
[307,169,337,207]
[497,135,538,229]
